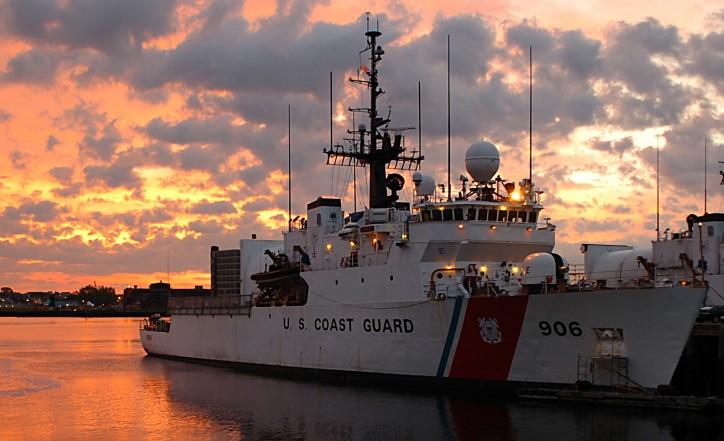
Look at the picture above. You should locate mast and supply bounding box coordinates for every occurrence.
[704,137,707,214]
[288,104,292,231]
[656,134,660,240]
[529,46,533,183]
[447,34,451,202]
[324,26,424,209]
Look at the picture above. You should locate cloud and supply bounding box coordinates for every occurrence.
[49,166,74,182]
[0,47,64,84]
[18,200,65,222]
[9,150,29,169]
[189,200,237,215]
[46,134,62,151]
[83,162,142,190]
[79,120,123,161]
[2,0,179,57]
[0,4,723,292]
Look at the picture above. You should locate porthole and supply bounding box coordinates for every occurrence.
[361,277,365,283]
[389,275,394,281]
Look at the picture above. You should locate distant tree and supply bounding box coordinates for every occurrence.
[78,285,117,307]
[1,287,13,294]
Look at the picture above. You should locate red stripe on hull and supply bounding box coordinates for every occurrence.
[448,296,528,380]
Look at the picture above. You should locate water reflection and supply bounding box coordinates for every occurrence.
[142,357,724,441]
[1,318,723,440]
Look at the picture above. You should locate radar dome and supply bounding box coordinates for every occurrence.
[412,171,423,185]
[415,174,436,196]
[465,140,500,183]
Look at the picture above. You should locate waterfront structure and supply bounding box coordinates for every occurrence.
[211,246,241,296]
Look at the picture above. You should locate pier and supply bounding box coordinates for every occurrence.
[672,323,724,397]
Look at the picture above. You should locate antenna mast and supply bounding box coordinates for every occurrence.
[324,24,423,209]
[656,135,660,240]
[705,137,708,214]
[288,104,292,231]
[529,46,533,183]
[447,34,451,202]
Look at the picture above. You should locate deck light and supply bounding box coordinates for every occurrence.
[490,225,496,230]
[458,223,464,229]
[349,240,356,247]
[326,243,332,251]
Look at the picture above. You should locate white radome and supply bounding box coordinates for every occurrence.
[415,174,437,196]
[465,140,500,183]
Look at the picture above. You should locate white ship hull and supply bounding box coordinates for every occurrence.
[141,26,708,392]
[141,286,704,389]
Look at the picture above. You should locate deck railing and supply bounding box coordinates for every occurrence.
[167,294,252,316]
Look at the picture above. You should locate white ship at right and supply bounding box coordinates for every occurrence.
[583,211,724,306]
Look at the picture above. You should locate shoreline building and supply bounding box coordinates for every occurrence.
[211,246,241,296]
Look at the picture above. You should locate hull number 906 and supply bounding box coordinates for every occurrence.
[538,321,582,337]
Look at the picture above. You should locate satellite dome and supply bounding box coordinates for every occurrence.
[465,140,500,183]
[412,171,423,184]
[416,174,436,196]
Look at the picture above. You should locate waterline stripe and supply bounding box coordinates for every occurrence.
[436,296,463,377]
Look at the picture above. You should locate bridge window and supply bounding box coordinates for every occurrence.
[529,211,537,223]
[498,210,508,222]
[487,209,497,221]
[432,210,442,221]
[454,208,464,220]
[467,208,476,220]
[443,209,453,221]
[422,210,431,222]
[509,211,518,222]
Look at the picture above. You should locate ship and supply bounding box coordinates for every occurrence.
[141,26,707,391]
[581,212,724,307]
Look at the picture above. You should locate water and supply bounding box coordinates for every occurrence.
[0,317,722,440]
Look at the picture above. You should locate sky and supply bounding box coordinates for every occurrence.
[0,0,722,293]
